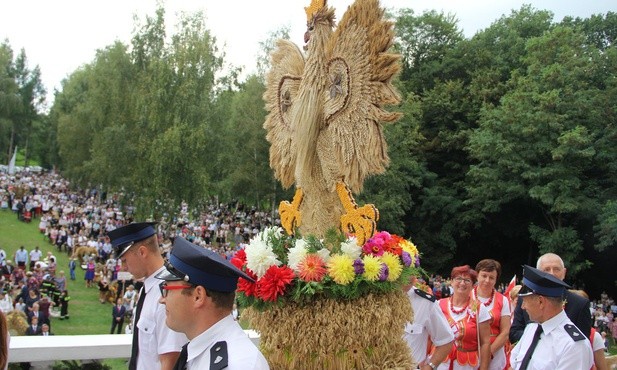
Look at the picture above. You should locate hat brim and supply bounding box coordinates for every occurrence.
[518,284,536,297]
[116,243,133,258]
[154,268,183,282]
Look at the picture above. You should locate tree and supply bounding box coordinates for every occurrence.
[255,27,291,82]
[0,43,46,165]
[0,42,20,163]
[467,25,612,274]
[217,75,278,208]
[395,9,463,93]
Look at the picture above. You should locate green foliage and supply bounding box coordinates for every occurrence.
[3,4,615,291]
[391,5,617,282]
[0,41,47,166]
[52,360,111,370]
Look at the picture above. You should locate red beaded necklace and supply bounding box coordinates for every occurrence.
[474,286,495,307]
[449,296,470,315]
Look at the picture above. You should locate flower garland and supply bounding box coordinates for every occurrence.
[232,227,421,310]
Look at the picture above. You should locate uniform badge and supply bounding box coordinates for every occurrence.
[209,341,228,370]
[564,324,585,342]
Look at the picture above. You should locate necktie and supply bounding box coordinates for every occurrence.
[128,288,146,370]
[519,324,543,370]
[173,343,189,370]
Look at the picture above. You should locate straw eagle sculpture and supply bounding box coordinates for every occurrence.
[263,0,401,245]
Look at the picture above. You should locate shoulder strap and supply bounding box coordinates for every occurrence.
[564,323,586,342]
[415,288,436,302]
[210,341,228,370]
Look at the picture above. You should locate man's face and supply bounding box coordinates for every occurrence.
[120,245,145,279]
[521,294,543,323]
[539,256,566,281]
[158,282,193,334]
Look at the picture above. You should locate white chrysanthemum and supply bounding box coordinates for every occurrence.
[316,248,332,263]
[287,239,309,272]
[340,237,361,260]
[245,238,281,278]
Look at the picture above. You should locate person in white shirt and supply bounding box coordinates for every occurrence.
[14,246,28,269]
[108,222,187,370]
[403,277,454,370]
[29,246,43,270]
[0,292,12,314]
[509,265,593,370]
[156,237,269,370]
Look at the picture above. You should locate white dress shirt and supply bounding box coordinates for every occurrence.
[510,310,593,370]
[404,288,454,366]
[187,315,269,370]
[135,266,188,370]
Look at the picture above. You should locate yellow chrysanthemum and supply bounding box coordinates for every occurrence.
[327,254,355,285]
[400,240,418,261]
[381,252,402,282]
[362,255,381,282]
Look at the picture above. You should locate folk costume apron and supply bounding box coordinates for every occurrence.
[438,298,480,369]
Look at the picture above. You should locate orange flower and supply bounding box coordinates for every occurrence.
[297,254,327,282]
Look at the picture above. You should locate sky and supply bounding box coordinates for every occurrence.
[1,0,615,107]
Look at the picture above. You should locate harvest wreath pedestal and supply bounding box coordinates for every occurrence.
[245,291,415,369]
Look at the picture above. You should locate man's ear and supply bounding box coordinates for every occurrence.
[193,285,208,307]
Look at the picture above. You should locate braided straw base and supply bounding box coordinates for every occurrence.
[244,290,415,369]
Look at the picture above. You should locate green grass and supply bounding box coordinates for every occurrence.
[1,210,126,369]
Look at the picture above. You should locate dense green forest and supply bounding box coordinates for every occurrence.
[1,6,616,296]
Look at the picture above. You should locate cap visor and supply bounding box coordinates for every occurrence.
[518,284,535,297]
[154,268,183,281]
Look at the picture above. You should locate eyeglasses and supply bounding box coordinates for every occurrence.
[453,277,473,285]
[159,282,193,298]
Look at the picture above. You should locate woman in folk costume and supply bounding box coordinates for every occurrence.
[436,265,491,370]
[472,259,511,370]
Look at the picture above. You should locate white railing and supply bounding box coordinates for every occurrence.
[9,331,261,363]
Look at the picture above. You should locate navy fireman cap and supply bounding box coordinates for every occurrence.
[155,237,254,293]
[518,264,571,298]
[107,222,157,258]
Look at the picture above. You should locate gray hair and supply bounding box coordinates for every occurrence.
[536,253,564,269]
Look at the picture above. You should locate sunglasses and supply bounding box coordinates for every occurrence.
[159,282,193,298]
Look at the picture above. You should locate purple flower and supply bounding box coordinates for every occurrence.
[414,255,421,267]
[353,259,365,275]
[378,263,389,281]
[401,251,412,267]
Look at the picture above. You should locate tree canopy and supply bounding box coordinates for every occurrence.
[1,6,615,296]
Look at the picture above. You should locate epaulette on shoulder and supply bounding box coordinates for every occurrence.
[564,324,586,342]
[210,341,228,370]
[415,288,436,302]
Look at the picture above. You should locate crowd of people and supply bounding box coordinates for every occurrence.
[1,170,616,370]
[0,170,279,339]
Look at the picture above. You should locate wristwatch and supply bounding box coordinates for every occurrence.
[427,362,437,370]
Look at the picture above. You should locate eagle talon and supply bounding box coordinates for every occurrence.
[279,189,304,236]
[336,182,379,246]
